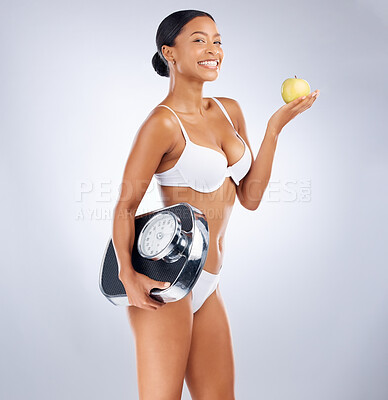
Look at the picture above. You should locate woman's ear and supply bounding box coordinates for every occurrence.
[161,45,175,65]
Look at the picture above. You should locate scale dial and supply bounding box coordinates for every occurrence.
[137,211,184,261]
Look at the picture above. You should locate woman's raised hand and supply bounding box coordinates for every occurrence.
[268,89,320,132]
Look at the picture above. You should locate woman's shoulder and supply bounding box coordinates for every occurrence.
[144,104,182,133]
[136,104,181,151]
[209,96,244,130]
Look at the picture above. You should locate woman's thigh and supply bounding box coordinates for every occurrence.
[185,284,236,400]
[127,293,193,400]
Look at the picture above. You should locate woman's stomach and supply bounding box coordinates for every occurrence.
[157,178,237,274]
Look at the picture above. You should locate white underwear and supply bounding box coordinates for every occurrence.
[191,266,222,313]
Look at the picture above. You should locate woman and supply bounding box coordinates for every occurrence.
[113,9,319,400]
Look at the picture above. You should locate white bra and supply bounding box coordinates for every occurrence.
[154,97,252,193]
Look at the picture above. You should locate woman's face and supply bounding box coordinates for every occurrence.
[164,16,224,81]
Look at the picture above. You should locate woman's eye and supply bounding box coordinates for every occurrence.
[194,39,222,45]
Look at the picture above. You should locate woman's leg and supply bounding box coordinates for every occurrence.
[185,284,236,400]
[127,293,193,400]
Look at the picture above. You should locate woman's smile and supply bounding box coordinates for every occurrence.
[197,60,219,70]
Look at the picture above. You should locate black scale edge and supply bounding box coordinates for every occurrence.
[101,204,193,296]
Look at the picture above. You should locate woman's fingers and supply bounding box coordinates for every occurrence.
[292,89,320,113]
[146,292,166,309]
[307,89,320,105]
[297,89,319,103]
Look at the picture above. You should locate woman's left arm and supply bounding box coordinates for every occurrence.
[228,92,319,210]
[225,99,280,211]
[238,129,279,211]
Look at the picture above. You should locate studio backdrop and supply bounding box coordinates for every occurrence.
[1,1,387,399]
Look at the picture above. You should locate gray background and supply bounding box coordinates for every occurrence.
[1,0,387,399]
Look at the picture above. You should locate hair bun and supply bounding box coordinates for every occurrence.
[152,51,169,77]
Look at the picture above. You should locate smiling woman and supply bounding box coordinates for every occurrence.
[152,10,223,78]
[112,7,319,400]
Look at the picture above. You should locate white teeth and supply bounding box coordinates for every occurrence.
[198,60,218,66]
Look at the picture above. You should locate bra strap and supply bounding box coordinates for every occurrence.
[156,105,190,143]
[211,97,237,131]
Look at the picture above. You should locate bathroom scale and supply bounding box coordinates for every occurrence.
[99,202,209,306]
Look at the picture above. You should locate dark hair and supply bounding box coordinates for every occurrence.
[152,10,215,77]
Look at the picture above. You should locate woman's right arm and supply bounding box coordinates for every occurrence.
[112,108,176,309]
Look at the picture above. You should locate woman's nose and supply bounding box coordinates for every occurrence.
[206,47,219,56]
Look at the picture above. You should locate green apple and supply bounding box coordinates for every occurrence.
[281,76,311,103]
